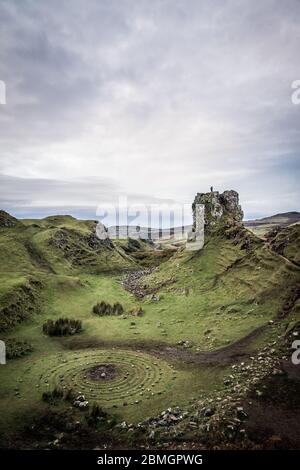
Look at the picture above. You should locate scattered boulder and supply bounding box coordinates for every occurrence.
[73,394,89,409]
[151,294,160,302]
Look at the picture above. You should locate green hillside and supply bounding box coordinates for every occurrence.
[266,223,300,266]
[0,209,300,449]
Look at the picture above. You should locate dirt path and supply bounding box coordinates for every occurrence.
[276,252,300,269]
[140,324,267,365]
[65,324,267,367]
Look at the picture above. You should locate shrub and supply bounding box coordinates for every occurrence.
[85,403,108,426]
[64,388,75,402]
[42,387,75,405]
[92,301,112,315]
[42,387,64,404]
[6,338,33,359]
[112,302,124,315]
[42,318,82,336]
[92,301,124,316]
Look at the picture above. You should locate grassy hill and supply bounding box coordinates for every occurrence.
[266,223,300,266]
[0,210,300,449]
[125,223,300,348]
[245,211,300,236]
[0,212,138,332]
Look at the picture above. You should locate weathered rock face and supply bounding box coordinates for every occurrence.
[192,189,243,229]
[0,210,20,228]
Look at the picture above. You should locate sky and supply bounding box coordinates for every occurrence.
[0,0,299,224]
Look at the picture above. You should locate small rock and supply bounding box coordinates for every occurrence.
[236,407,248,420]
[203,407,214,417]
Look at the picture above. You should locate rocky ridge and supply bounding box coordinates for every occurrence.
[192,189,243,229]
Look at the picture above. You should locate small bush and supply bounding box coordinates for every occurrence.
[112,302,124,315]
[6,338,33,359]
[92,301,124,316]
[42,387,75,405]
[92,301,112,315]
[42,387,64,404]
[85,403,108,426]
[64,388,76,402]
[42,318,82,336]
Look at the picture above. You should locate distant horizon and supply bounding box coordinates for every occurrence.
[1,1,300,221]
[4,207,300,227]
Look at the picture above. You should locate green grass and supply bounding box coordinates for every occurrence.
[269,223,300,265]
[246,223,274,237]
[0,344,228,431]
[1,216,300,439]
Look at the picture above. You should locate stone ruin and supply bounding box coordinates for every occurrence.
[192,189,243,230]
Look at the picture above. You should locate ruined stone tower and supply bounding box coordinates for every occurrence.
[192,189,243,229]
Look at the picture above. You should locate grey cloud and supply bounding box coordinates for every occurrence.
[0,0,299,220]
[0,173,176,221]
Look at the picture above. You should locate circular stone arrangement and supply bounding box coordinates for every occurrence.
[20,349,177,408]
[87,364,116,381]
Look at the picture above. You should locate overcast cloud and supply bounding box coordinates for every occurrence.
[0,0,299,220]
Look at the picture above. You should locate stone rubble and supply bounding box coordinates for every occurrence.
[73,394,89,409]
[124,325,294,444]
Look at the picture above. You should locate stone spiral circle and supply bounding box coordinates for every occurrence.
[20,349,177,408]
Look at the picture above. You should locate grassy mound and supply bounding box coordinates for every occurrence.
[0,212,136,277]
[266,223,300,265]
[0,277,43,332]
[0,210,20,228]
[128,225,300,349]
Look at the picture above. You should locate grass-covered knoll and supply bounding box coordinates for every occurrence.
[131,226,300,349]
[266,223,300,265]
[21,214,96,233]
[0,214,135,279]
[0,214,139,332]
[0,276,43,332]
[0,210,21,228]
[29,224,134,275]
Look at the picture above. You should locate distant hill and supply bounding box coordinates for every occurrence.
[107,225,193,241]
[244,211,300,237]
[244,211,300,227]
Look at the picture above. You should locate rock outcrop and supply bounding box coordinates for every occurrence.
[0,210,20,228]
[192,189,243,229]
